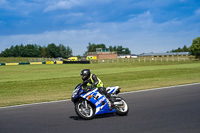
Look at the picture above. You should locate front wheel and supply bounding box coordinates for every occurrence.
[115,98,129,116]
[75,99,95,120]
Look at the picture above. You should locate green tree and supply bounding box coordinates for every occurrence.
[65,46,73,58]
[87,43,95,52]
[109,45,131,54]
[0,48,10,57]
[39,46,47,57]
[124,48,131,54]
[87,42,106,52]
[9,45,15,56]
[171,45,189,52]
[46,43,60,58]
[58,44,66,57]
[183,45,189,52]
[85,43,131,54]
[0,43,73,58]
[18,44,25,57]
[116,46,124,54]
[57,44,72,58]
[189,37,200,58]
[23,44,39,57]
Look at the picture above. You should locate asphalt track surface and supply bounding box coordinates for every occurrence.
[0,83,200,133]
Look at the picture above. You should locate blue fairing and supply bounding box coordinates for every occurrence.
[80,89,116,115]
[71,84,83,102]
[72,84,118,115]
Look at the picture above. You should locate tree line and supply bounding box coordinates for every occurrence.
[190,37,200,58]
[171,45,189,52]
[0,43,72,58]
[169,37,200,58]
[86,43,131,55]
[0,43,131,58]
[0,37,200,58]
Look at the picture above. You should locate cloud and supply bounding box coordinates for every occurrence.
[44,0,80,12]
[179,0,187,2]
[0,30,102,55]
[67,12,84,17]
[0,0,199,55]
[130,0,177,9]
[0,0,8,5]
[0,12,198,55]
[127,11,153,28]
[0,20,6,25]
[195,8,200,15]
[0,0,15,10]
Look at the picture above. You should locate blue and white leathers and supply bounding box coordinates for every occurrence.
[71,84,120,116]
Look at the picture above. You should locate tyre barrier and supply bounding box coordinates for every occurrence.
[46,61,54,64]
[0,61,90,66]
[63,61,90,64]
[30,62,43,65]
[5,63,19,66]
[19,62,31,65]
[0,63,5,66]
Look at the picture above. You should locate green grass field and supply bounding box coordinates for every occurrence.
[0,61,200,107]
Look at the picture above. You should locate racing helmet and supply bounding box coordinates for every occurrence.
[80,69,91,80]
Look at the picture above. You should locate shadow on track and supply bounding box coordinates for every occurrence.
[69,113,116,120]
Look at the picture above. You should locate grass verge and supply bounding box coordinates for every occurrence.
[0,61,200,107]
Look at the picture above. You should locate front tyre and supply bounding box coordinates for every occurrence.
[115,98,129,116]
[75,100,95,120]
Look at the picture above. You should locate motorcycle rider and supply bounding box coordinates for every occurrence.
[80,69,114,108]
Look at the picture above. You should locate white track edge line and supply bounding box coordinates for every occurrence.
[120,82,200,94]
[0,82,200,109]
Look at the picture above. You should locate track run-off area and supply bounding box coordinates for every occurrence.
[0,83,200,133]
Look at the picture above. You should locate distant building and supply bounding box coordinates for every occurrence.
[87,48,118,59]
[139,52,189,57]
[118,54,138,58]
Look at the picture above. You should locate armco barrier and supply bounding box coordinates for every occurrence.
[63,61,90,64]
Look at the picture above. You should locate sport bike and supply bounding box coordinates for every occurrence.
[71,84,129,120]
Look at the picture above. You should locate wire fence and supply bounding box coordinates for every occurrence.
[0,56,199,64]
[28,57,58,62]
[90,56,198,64]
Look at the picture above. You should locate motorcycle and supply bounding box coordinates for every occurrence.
[71,84,129,120]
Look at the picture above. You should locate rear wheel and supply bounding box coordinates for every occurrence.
[75,99,95,120]
[115,98,129,116]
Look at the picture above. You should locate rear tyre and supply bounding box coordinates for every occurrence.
[115,98,129,116]
[75,100,95,120]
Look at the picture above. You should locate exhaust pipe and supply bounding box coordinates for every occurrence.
[114,101,123,106]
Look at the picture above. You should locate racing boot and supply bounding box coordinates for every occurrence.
[106,93,115,110]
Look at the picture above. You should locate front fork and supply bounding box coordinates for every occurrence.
[82,99,88,109]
